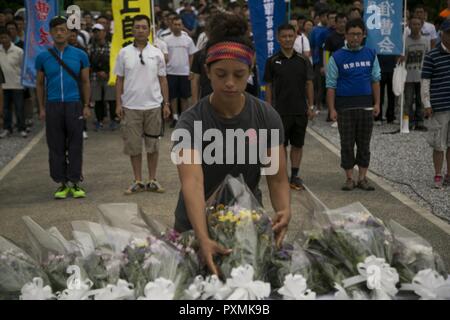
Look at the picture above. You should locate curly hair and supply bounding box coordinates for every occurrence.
[205,12,254,52]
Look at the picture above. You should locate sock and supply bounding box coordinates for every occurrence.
[291,168,299,179]
[173,114,179,121]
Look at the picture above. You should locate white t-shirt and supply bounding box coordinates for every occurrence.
[154,37,168,55]
[294,34,311,54]
[114,43,167,110]
[0,43,23,89]
[165,33,197,76]
[196,32,208,50]
[405,22,438,46]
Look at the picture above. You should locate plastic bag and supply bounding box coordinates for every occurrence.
[0,236,49,300]
[205,174,274,281]
[389,220,447,282]
[392,62,407,96]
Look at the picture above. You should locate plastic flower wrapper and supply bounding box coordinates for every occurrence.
[96,203,201,295]
[269,188,330,295]
[205,175,274,281]
[41,252,88,292]
[97,203,165,239]
[22,216,80,264]
[0,236,49,300]
[302,202,395,289]
[269,241,329,295]
[120,235,199,299]
[388,220,447,283]
[80,249,122,289]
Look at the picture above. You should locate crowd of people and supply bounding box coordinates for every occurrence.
[0,0,450,199]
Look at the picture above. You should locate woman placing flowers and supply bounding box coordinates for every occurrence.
[172,13,291,276]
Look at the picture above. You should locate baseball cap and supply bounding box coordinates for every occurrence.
[92,23,105,31]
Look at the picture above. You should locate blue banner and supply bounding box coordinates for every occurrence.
[248,0,286,92]
[22,0,59,87]
[364,0,404,55]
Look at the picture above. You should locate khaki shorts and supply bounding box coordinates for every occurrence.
[426,110,450,152]
[121,107,162,156]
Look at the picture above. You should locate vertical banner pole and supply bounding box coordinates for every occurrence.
[151,0,156,43]
[400,0,408,133]
[287,0,291,21]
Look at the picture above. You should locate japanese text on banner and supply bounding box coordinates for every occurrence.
[364,0,404,55]
[248,0,286,97]
[22,0,59,87]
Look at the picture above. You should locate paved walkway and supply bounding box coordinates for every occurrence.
[0,125,449,269]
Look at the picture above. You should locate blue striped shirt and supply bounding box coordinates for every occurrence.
[421,45,450,113]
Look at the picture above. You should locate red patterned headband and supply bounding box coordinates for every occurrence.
[206,42,255,66]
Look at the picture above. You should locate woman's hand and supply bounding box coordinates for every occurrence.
[272,210,291,248]
[199,237,232,276]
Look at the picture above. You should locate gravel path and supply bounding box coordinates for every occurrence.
[309,112,450,223]
[0,116,43,169]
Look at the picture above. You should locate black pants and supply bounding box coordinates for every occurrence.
[337,109,374,170]
[95,100,117,122]
[313,64,325,108]
[378,71,395,122]
[45,102,84,184]
[3,89,26,132]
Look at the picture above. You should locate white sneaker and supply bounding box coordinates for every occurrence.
[0,130,10,138]
[374,121,383,126]
[331,122,338,128]
[20,131,28,138]
[83,131,88,139]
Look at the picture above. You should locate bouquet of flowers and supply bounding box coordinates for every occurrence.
[300,201,397,298]
[269,241,331,295]
[388,220,447,283]
[0,236,49,300]
[205,175,274,282]
[119,234,200,298]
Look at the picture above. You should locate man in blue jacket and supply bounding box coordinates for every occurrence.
[326,19,381,191]
[35,16,91,199]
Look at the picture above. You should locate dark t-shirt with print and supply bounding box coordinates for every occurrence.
[172,93,284,232]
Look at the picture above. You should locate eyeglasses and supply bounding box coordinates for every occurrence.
[348,32,364,38]
[139,52,145,65]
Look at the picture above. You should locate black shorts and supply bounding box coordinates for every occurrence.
[168,75,191,100]
[281,115,308,148]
